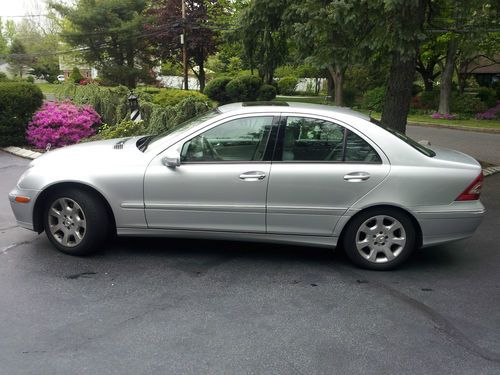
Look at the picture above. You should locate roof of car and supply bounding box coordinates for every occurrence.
[217,102,370,121]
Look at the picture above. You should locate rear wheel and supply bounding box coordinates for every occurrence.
[342,208,416,270]
[43,189,109,256]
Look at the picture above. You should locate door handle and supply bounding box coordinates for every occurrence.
[239,171,267,181]
[344,172,371,182]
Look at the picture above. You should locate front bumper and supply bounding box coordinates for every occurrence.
[414,200,485,247]
[8,187,40,231]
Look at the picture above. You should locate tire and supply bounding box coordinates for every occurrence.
[342,207,416,270]
[43,188,109,256]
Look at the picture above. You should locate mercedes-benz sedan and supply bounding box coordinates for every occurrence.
[9,102,485,270]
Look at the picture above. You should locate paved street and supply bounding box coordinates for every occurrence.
[1,150,499,374]
[407,125,500,165]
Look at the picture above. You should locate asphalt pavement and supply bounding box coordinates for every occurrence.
[1,150,499,375]
[407,125,500,165]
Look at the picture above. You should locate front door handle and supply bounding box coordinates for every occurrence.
[344,172,371,182]
[239,171,267,181]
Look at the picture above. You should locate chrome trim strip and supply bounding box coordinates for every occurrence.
[268,206,347,215]
[121,202,144,209]
[144,203,264,213]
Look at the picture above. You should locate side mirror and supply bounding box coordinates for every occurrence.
[162,150,181,168]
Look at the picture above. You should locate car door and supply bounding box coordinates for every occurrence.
[266,115,390,236]
[144,114,278,233]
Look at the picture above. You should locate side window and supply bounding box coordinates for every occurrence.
[282,117,345,161]
[344,131,381,163]
[281,116,381,163]
[181,116,273,162]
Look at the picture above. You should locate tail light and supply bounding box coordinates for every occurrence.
[456,172,484,201]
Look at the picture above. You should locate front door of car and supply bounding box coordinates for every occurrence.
[144,115,277,232]
[266,115,390,236]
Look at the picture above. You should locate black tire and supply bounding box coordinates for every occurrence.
[43,188,109,256]
[342,207,416,270]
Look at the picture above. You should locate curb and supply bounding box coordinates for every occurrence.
[407,122,500,134]
[2,146,42,160]
[2,145,500,178]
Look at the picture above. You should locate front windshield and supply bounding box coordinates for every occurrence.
[147,109,220,148]
[370,118,435,157]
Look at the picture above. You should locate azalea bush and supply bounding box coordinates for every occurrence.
[431,112,457,120]
[476,103,500,120]
[27,101,101,148]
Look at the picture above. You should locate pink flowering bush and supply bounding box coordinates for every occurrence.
[476,103,500,120]
[431,112,457,120]
[26,101,101,148]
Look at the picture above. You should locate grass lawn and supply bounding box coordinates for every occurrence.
[35,83,60,96]
[274,96,500,131]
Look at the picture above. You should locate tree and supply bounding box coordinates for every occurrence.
[237,0,289,84]
[7,39,32,78]
[51,0,154,88]
[429,0,500,114]
[146,0,225,92]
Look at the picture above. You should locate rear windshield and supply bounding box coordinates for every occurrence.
[370,118,435,157]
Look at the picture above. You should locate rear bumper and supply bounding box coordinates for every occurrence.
[413,201,485,247]
[8,187,39,231]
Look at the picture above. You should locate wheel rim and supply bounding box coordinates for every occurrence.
[48,197,86,247]
[355,215,406,264]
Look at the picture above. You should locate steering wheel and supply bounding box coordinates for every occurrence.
[201,136,221,160]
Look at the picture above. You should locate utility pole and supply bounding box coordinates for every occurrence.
[181,0,188,90]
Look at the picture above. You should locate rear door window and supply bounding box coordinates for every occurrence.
[278,116,381,163]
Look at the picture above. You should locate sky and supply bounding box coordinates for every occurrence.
[0,0,71,21]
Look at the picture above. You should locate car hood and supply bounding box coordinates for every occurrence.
[30,136,146,168]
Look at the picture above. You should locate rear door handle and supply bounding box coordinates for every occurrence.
[239,171,267,181]
[344,172,371,182]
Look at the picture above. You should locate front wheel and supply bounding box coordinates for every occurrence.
[342,208,416,270]
[43,189,109,256]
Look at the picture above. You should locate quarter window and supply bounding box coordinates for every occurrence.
[281,116,381,163]
[181,116,274,162]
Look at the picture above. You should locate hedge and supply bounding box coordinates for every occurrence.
[0,82,44,146]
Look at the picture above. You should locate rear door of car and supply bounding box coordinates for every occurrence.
[266,114,390,236]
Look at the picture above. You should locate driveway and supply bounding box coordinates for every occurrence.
[1,151,499,374]
[407,125,500,165]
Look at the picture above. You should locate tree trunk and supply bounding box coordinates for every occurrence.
[380,51,417,134]
[438,39,458,114]
[328,65,345,106]
[198,58,205,93]
[381,0,425,134]
[326,73,334,100]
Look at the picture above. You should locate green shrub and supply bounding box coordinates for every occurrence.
[226,75,262,102]
[0,82,43,146]
[69,67,84,84]
[145,96,212,135]
[476,87,497,108]
[26,76,35,84]
[152,88,209,107]
[204,77,232,104]
[450,93,487,114]
[361,86,385,112]
[418,89,440,110]
[0,72,7,81]
[99,119,147,139]
[258,84,277,101]
[277,76,298,95]
[56,83,129,126]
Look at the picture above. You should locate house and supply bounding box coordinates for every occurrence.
[59,54,98,80]
[461,54,500,87]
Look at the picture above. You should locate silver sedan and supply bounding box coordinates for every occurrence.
[9,102,485,270]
